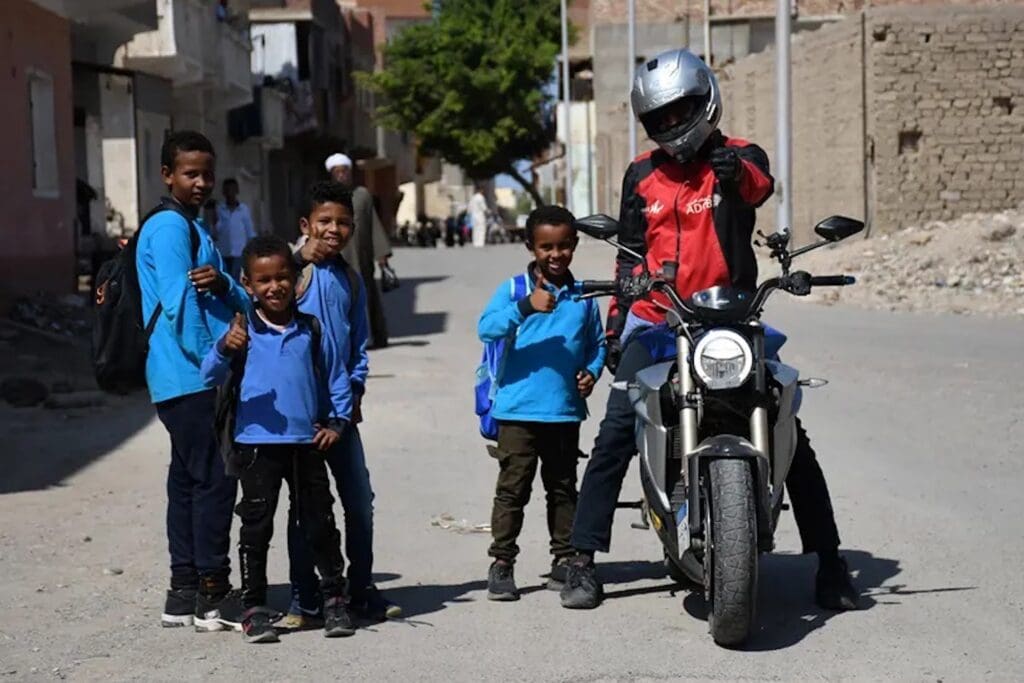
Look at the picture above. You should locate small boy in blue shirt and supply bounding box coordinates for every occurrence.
[478,205,606,601]
[200,235,354,643]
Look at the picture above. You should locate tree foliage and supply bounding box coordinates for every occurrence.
[360,0,565,205]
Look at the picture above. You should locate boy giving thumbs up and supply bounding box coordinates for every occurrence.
[476,206,607,602]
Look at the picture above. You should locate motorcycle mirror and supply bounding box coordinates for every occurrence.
[813,215,865,242]
[573,214,621,241]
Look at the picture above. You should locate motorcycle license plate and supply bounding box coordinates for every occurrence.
[675,501,690,552]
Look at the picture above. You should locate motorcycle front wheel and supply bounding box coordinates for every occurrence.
[704,458,758,647]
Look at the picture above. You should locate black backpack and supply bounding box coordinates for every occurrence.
[214,312,323,475]
[92,198,200,394]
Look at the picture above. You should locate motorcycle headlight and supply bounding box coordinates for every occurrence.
[693,329,753,390]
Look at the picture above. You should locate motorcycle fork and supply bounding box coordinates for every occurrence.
[677,335,703,544]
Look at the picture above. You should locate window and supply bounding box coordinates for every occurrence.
[28,69,58,197]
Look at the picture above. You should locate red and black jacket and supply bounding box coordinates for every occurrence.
[607,131,774,339]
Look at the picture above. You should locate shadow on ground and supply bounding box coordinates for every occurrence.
[0,332,156,495]
[679,549,974,651]
[380,276,449,340]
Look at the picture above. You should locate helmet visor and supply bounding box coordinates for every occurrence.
[639,94,709,140]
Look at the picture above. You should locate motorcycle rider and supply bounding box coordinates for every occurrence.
[560,48,860,612]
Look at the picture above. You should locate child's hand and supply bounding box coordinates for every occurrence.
[189,265,226,294]
[300,236,335,264]
[577,370,596,398]
[313,425,341,451]
[529,273,556,313]
[221,313,248,354]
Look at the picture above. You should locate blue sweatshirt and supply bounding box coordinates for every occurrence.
[296,258,370,395]
[200,312,352,444]
[136,208,250,403]
[478,268,606,423]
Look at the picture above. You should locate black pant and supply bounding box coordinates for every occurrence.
[571,338,841,555]
[489,421,580,562]
[234,444,346,609]
[155,390,237,589]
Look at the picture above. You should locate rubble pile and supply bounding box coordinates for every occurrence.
[786,204,1024,317]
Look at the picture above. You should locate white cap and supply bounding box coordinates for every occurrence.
[324,153,353,171]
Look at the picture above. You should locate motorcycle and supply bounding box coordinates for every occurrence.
[573,213,864,646]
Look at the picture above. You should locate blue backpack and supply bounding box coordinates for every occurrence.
[475,274,529,440]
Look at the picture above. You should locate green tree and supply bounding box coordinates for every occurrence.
[360,0,565,206]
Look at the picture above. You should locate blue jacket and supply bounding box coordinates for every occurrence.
[296,258,370,395]
[136,208,250,403]
[478,268,606,423]
[200,312,351,444]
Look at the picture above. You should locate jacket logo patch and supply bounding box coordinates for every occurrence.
[686,196,715,215]
[642,199,665,216]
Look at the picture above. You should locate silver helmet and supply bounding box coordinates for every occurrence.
[630,48,722,163]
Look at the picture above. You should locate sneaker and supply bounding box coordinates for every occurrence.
[815,555,860,611]
[281,610,324,631]
[161,587,196,628]
[241,607,280,644]
[487,560,519,602]
[195,589,244,632]
[352,585,402,622]
[323,597,356,638]
[560,556,602,609]
[547,558,572,591]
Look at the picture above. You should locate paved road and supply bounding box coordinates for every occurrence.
[2,243,1023,681]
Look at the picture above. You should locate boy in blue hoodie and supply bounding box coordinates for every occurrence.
[136,130,250,631]
[201,235,355,643]
[286,181,400,625]
[478,205,606,601]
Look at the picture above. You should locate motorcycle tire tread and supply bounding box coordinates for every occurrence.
[707,459,758,647]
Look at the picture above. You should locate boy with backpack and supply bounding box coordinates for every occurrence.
[286,181,401,626]
[121,131,250,631]
[476,205,607,600]
[201,235,355,643]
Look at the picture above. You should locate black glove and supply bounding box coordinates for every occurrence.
[605,337,623,374]
[709,145,743,184]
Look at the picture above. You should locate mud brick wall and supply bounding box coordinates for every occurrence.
[718,5,1024,242]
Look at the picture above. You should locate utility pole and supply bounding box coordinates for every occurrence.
[775,0,792,234]
[627,0,637,161]
[560,0,573,212]
[703,0,711,64]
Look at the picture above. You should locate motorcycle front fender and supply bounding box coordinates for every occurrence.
[688,434,774,551]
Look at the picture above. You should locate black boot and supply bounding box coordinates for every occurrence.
[196,574,244,632]
[815,553,860,611]
[487,560,520,601]
[560,554,602,609]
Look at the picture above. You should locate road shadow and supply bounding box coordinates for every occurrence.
[0,333,156,494]
[380,276,449,341]
[680,549,974,650]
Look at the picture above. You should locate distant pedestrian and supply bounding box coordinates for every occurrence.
[215,178,255,280]
[324,153,392,348]
[469,184,488,248]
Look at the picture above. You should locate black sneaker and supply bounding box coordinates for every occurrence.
[161,587,196,628]
[816,555,860,611]
[352,585,402,622]
[323,597,357,638]
[241,607,280,644]
[195,589,244,633]
[560,556,602,609]
[547,558,572,591]
[487,560,519,601]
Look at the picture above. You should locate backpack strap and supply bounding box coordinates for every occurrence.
[295,311,324,379]
[141,198,202,337]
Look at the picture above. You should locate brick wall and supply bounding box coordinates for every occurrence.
[717,4,1024,242]
[865,5,1024,233]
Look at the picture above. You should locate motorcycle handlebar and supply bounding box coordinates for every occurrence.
[577,280,617,294]
[808,275,856,287]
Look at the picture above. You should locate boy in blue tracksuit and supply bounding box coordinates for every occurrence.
[135,130,250,631]
[286,181,400,624]
[200,235,355,643]
[478,205,606,601]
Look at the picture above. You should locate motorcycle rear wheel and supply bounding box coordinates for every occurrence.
[704,458,758,647]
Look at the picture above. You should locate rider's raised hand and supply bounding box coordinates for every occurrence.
[709,139,743,184]
[528,273,557,313]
